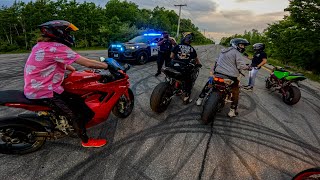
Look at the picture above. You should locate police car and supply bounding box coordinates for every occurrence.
[108,33,162,64]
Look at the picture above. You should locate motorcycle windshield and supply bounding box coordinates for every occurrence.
[105,58,124,71]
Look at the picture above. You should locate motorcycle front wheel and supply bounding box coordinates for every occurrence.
[200,91,221,125]
[265,77,272,89]
[150,82,173,113]
[0,118,46,155]
[112,88,135,118]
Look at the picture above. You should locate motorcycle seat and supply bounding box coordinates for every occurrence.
[162,67,183,79]
[289,73,304,76]
[0,90,40,105]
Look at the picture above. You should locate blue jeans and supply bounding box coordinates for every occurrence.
[248,68,259,87]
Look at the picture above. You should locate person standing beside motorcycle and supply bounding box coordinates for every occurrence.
[24,20,109,148]
[155,31,177,76]
[243,43,267,91]
[170,32,202,104]
[196,38,250,117]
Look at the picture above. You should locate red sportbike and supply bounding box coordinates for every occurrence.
[0,58,134,154]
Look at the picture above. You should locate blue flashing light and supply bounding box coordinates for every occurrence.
[111,44,122,48]
[120,48,123,51]
[143,33,162,36]
[150,43,157,46]
[136,46,139,48]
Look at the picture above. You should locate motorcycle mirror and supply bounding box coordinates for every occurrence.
[100,57,106,62]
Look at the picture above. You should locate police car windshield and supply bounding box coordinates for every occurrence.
[129,35,159,43]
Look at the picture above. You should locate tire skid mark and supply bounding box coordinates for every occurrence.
[169,133,208,180]
[227,140,294,178]
[299,114,320,147]
[57,106,207,179]
[257,104,320,166]
[212,126,317,165]
[213,118,320,155]
[198,122,214,180]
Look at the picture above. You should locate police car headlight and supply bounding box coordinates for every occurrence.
[127,46,136,50]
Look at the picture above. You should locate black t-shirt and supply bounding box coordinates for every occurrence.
[158,38,174,52]
[251,51,267,68]
[171,44,197,62]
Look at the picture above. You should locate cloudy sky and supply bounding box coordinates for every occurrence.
[0,0,289,42]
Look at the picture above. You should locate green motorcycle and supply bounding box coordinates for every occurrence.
[265,66,306,105]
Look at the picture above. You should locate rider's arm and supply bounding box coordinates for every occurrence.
[66,65,76,71]
[195,57,201,64]
[75,56,108,69]
[257,58,267,68]
[236,52,248,70]
[170,52,175,59]
[157,38,165,46]
[257,52,267,68]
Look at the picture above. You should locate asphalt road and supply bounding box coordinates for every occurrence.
[0,45,320,180]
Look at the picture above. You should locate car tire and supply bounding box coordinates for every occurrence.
[136,51,149,65]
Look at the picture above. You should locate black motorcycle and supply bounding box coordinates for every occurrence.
[200,74,236,124]
[150,60,200,113]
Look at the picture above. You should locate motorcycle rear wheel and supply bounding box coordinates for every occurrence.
[112,88,135,118]
[282,86,301,105]
[150,82,173,113]
[200,92,221,125]
[0,118,46,155]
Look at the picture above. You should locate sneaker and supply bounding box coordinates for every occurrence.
[242,85,250,88]
[228,108,237,117]
[155,72,161,77]
[196,98,203,106]
[243,86,253,91]
[183,94,192,104]
[82,138,107,148]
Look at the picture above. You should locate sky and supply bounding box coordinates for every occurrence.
[0,0,290,42]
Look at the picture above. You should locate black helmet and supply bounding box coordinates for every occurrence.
[253,43,265,52]
[181,32,194,44]
[38,20,79,47]
[230,38,250,53]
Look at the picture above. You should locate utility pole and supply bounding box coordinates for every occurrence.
[175,4,187,38]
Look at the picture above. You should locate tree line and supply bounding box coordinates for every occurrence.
[220,0,320,74]
[0,0,213,52]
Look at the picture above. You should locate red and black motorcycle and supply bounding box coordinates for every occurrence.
[0,57,134,154]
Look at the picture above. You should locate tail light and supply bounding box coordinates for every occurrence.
[214,77,224,83]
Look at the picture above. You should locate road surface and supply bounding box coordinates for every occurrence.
[0,45,320,180]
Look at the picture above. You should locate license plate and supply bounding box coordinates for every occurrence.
[114,53,119,58]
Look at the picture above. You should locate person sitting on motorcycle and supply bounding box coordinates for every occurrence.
[196,38,250,117]
[24,20,109,148]
[170,32,202,104]
[243,43,267,91]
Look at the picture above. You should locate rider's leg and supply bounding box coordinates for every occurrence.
[228,80,240,117]
[43,92,106,147]
[196,81,210,105]
[156,52,165,76]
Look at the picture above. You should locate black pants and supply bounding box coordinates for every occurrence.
[157,51,171,73]
[183,73,193,95]
[41,92,94,143]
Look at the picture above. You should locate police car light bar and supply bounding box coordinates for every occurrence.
[111,44,122,48]
[143,33,162,36]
